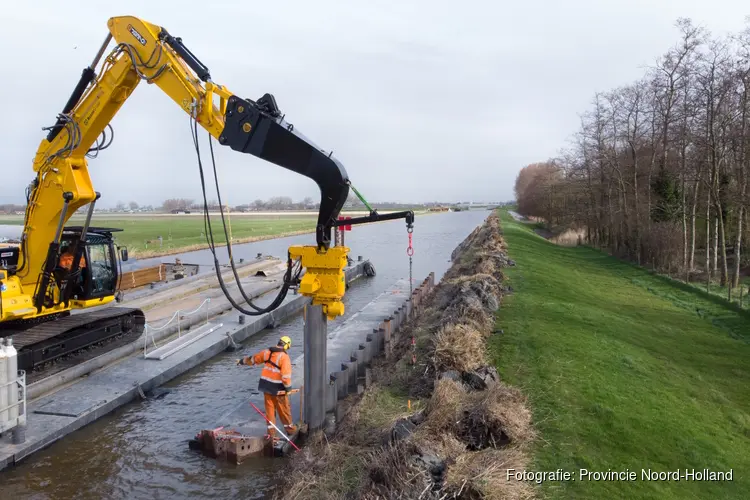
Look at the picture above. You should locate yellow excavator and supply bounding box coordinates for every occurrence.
[0,15,414,373]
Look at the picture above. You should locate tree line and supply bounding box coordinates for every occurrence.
[516,18,749,290]
[159,194,368,212]
[161,196,330,212]
[0,204,26,214]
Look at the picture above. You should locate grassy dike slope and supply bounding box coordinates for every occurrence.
[275,213,533,499]
[494,211,750,499]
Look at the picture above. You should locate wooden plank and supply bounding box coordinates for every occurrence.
[119,264,167,291]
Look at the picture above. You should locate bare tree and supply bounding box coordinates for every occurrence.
[515,17,750,296]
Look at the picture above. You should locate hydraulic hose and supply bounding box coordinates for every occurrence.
[190,114,300,316]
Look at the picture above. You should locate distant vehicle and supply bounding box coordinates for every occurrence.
[170,209,191,214]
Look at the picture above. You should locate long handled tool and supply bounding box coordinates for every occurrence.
[250,401,301,452]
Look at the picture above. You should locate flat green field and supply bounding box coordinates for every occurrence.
[493,210,750,500]
[0,214,317,257]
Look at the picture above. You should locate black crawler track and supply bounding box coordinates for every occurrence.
[24,325,145,385]
[1,307,146,375]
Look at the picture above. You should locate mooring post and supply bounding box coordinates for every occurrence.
[12,423,27,445]
[303,303,327,433]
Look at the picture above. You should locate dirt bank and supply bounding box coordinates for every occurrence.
[273,213,535,500]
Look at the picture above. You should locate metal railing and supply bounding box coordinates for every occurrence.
[143,298,212,357]
[0,370,27,434]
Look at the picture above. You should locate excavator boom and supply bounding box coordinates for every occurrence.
[1,15,416,376]
[0,15,366,374]
[9,15,355,316]
[38,16,350,254]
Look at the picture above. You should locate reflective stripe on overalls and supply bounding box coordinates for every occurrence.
[258,349,290,394]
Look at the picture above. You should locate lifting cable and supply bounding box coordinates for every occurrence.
[407,225,414,296]
[189,111,301,316]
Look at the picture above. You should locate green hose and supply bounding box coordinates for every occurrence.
[348,183,374,212]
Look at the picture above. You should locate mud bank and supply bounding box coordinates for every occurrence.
[274,213,535,500]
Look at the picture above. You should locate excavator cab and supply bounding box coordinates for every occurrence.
[56,227,122,302]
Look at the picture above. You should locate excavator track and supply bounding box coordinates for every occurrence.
[1,307,145,374]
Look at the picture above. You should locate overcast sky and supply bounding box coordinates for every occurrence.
[2,1,749,208]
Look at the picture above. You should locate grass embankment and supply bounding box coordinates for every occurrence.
[275,213,532,499]
[0,215,317,258]
[495,210,750,499]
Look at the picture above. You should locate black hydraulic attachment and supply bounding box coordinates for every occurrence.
[219,94,350,249]
[333,210,415,231]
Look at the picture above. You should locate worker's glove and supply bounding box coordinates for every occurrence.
[236,358,245,366]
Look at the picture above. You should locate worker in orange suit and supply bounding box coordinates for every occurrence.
[237,335,297,439]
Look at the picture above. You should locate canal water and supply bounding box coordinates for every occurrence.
[2,210,490,500]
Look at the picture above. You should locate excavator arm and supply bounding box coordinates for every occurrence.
[0,13,417,377]
[39,16,350,249]
[15,15,367,320]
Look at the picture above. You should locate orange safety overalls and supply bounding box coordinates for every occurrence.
[244,347,296,437]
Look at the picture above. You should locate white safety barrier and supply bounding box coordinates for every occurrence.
[144,323,224,361]
[143,298,212,358]
[0,371,26,435]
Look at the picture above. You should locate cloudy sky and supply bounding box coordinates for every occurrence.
[2,1,748,208]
